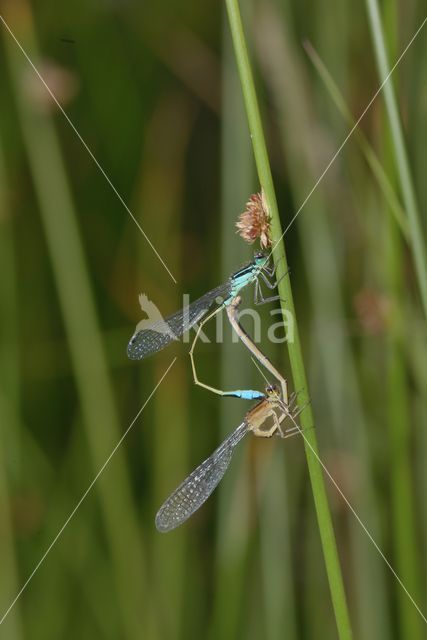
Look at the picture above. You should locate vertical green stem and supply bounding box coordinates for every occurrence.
[210,10,253,638]
[224,1,353,638]
[382,3,423,638]
[0,141,23,640]
[365,0,427,320]
[386,190,424,640]
[2,3,151,636]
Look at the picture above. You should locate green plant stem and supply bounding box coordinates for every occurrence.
[2,3,152,637]
[304,40,409,239]
[365,0,427,320]
[0,142,23,639]
[386,194,424,640]
[383,3,423,637]
[224,1,353,638]
[255,4,390,635]
[210,12,254,639]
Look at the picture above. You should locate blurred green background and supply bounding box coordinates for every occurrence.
[0,0,426,638]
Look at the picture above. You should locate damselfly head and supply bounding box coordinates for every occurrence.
[265,383,280,397]
[253,251,268,268]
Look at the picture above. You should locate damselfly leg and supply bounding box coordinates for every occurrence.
[189,305,265,400]
[254,279,284,306]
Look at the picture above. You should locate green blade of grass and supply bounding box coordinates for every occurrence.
[0,141,23,640]
[2,3,154,636]
[208,13,254,637]
[386,208,424,640]
[134,95,192,639]
[253,3,392,636]
[224,1,353,638]
[257,445,298,640]
[365,0,427,320]
[304,40,409,240]
[382,2,424,637]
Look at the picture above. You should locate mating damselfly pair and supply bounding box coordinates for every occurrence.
[127,253,300,532]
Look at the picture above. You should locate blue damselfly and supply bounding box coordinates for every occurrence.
[128,252,280,361]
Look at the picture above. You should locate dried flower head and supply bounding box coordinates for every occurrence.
[236,190,271,249]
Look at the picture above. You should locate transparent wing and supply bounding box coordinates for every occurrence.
[127,283,230,360]
[156,421,249,532]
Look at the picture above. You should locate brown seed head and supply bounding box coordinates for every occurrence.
[236,190,271,249]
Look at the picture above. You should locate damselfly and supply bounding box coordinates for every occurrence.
[155,384,299,532]
[128,252,280,361]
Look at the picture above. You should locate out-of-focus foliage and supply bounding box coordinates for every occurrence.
[0,0,426,638]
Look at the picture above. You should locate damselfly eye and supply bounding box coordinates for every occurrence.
[254,251,264,260]
[266,384,279,394]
